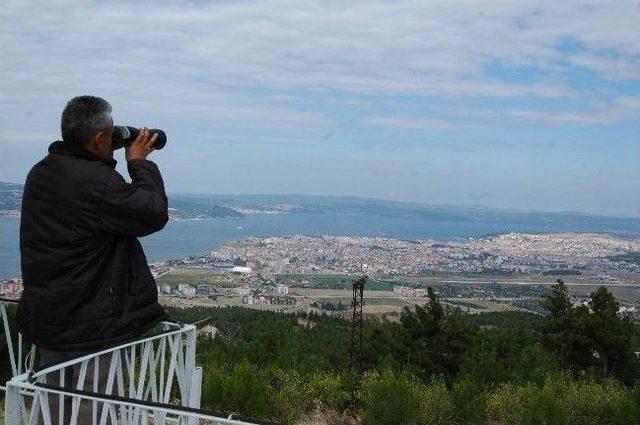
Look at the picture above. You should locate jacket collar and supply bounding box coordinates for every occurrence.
[48,140,117,168]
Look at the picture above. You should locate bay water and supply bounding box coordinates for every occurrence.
[1,212,636,278]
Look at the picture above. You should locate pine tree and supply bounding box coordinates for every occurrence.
[540,282,640,381]
[397,287,473,380]
[584,286,638,380]
[539,279,575,369]
[540,279,572,320]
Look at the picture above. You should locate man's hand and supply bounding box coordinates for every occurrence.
[125,127,158,161]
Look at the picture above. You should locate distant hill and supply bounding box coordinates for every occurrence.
[0,182,244,220]
[168,198,244,219]
[2,182,638,237]
[169,192,639,237]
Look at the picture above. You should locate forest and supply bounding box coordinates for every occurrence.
[1,280,639,424]
[167,281,640,424]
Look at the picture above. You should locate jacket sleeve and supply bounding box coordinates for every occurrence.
[99,159,169,237]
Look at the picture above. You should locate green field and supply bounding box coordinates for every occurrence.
[156,268,245,288]
[275,273,396,291]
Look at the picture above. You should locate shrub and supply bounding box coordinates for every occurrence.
[307,371,350,413]
[418,378,459,425]
[200,361,274,420]
[270,369,314,424]
[559,379,639,425]
[521,375,565,425]
[485,375,640,425]
[451,377,486,424]
[362,369,421,425]
[485,382,536,425]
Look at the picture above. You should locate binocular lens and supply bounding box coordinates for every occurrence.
[113,126,167,150]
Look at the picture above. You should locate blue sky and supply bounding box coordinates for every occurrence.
[1,0,638,217]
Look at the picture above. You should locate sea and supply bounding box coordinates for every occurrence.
[1,212,637,278]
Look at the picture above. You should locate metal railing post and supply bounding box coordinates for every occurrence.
[4,379,22,424]
[183,325,197,405]
[1,302,18,376]
[188,366,203,425]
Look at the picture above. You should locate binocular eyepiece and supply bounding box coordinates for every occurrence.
[113,126,167,150]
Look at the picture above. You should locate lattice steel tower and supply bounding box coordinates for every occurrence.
[350,275,367,371]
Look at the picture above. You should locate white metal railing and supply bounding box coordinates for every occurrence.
[1,299,267,425]
[1,298,37,385]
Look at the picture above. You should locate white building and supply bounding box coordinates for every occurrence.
[178,284,196,298]
[275,284,289,296]
[232,266,252,274]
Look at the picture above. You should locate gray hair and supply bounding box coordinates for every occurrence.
[61,96,113,146]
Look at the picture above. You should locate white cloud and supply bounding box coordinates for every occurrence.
[1,1,638,158]
[3,0,639,99]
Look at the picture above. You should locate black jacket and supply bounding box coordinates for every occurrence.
[16,140,169,351]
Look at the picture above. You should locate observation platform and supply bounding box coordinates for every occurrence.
[1,297,268,425]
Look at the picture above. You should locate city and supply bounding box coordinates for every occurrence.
[135,232,640,318]
[210,232,640,276]
[4,232,638,318]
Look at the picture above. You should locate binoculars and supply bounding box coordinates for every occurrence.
[113,126,167,150]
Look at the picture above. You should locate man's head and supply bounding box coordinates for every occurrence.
[61,96,115,159]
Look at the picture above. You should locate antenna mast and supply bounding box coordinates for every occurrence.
[349,274,367,371]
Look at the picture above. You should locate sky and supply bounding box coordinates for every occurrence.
[1,0,639,217]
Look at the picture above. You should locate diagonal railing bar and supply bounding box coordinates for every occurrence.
[1,298,37,381]
[30,324,184,377]
[27,382,279,425]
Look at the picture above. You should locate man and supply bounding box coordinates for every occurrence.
[16,95,169,423]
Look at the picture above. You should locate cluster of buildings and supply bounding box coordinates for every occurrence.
[232,281,294,305]
[243,293,296,306]
[210,233,640,276]
[157,279,294,307]
[150,266,170,279]
[393,285,428,298]
[0,278,22,297]
[159,283,218,298]
[240,284,294,305]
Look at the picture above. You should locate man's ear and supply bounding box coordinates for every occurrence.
[86,131,104,154]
